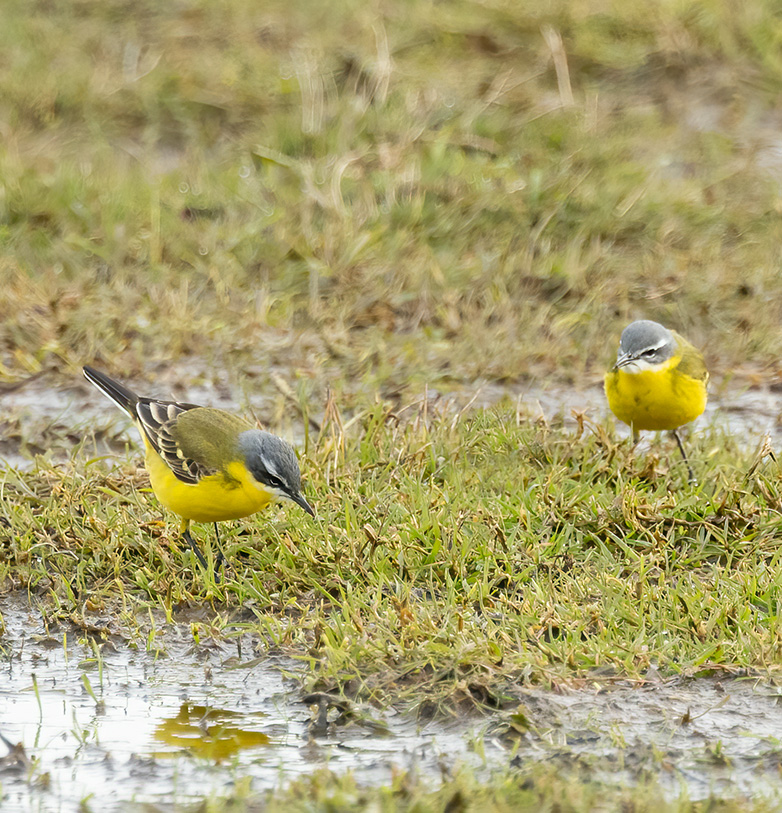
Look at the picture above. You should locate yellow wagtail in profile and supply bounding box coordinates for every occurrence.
[83,366,314,571]
[604,320,708,481]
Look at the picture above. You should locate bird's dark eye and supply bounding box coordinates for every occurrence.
[250,463,285,489]
[641,349,656,357]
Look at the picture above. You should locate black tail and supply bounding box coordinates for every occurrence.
[83,366,138,416]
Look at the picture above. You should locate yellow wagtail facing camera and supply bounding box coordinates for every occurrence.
[604,320,708,481]
[83,366,314,571]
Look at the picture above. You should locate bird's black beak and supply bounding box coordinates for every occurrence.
[613,352,632,371]
[291,491,316,517]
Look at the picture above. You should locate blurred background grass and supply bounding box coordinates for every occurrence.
[3,0,782,394]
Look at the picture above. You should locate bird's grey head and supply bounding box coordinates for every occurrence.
[615,320,676,371]
[238,430,315,516]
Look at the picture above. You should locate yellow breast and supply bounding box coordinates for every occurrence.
[604,356,707,432]
[143,442,273,523]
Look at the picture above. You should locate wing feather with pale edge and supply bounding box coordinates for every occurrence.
[135,399,216,484]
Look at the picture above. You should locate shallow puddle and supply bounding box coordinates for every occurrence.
[0,595,493,811]
[3,594,782,809]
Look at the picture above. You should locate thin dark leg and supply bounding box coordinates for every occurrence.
[182,528,208,569]
[672,429,696,484]
[213,523,227,573]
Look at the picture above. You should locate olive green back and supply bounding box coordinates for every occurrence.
[671,330,709,383]
[171,408,253,471]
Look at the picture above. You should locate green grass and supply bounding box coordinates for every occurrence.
[3,402,781,709]
[202,763,781,813]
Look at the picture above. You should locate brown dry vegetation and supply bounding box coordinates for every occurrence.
[2,1,782,399]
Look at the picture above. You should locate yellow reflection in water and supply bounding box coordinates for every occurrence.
[153,703,270,761]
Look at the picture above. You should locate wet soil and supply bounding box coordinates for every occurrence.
[514,675,782,803]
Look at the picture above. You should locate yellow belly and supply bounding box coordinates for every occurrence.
[143,443,272,523]
[604,364,707,432]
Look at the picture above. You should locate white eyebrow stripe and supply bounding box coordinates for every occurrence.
[624,339,668,355]
[260,453,281,479]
